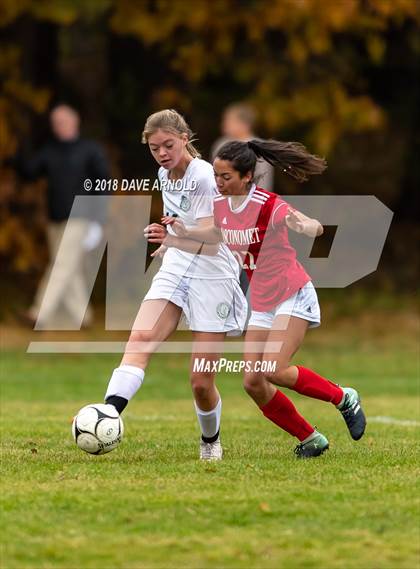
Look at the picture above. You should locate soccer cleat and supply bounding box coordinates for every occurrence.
[337,387,366,440]
[294,431,329,458]
[200,438,223,461]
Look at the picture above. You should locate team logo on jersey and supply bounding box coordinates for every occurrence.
[222,217,227,224]
[179,195,191,212]
[216,302,231,319]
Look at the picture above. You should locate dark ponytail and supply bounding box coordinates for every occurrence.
[216,139,327,183]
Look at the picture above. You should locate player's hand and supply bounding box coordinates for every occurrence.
[150,244,168,258]
[161,216,188,238]
[144,223,167,244]
[161,215,176,225]
[286,208,321,238]
[285,208,306,234]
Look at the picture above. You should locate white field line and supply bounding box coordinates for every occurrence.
[127,414,420,427]
[367,416,420,427]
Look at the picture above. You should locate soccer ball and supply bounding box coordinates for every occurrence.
[72,403,124,455]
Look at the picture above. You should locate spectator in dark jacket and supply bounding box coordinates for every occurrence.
[15,104,109,328]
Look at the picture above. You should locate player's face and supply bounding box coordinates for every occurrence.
[148,129,187,170]
[213,158,252,196]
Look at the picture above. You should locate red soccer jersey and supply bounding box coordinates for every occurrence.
[213,185,311,311]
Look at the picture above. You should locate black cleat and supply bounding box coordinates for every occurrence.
[294,432,329,458]
[338,388,366,440]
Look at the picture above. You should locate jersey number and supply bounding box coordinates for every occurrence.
[232,250,257,270]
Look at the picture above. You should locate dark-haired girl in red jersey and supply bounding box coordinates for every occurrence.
[157,139,366,458]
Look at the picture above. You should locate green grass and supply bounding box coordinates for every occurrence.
[1,331,419,569]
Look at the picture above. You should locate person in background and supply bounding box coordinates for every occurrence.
[13,104,109,328]
[210,102,274,192]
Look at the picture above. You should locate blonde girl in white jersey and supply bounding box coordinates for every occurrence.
[103,109,247,460]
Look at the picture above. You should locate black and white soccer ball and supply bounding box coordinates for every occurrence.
[72,403,124,455]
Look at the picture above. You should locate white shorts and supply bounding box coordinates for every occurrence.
[248,281,321,329]
[143,271,248,335]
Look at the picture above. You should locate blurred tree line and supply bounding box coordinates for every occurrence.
[0,0,419,306]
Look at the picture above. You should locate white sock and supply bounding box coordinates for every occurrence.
[336,388,347,409]
[301,430,318,444]
[194,398,222,440]
[105,365,145,401]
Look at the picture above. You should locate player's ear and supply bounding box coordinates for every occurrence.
[244,170,253,183]
[180,132,189,145]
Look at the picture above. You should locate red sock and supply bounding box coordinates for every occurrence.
[260,390,314,442]
[293,366,344,406]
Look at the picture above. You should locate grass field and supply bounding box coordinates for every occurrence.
[1,318,419,569]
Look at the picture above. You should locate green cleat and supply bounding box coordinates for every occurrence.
[294,431,329,459]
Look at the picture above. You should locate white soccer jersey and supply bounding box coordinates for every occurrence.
[158,158,239,280]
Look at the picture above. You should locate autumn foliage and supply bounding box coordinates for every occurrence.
[0,0,419,288]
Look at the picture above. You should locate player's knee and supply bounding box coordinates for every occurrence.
[264,366,290,386]
[127,328,155,345]
[190,373,214,400]
[243,373,264,398]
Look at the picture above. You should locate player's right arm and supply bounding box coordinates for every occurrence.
[145,219,220,256]
[161,216,222,244]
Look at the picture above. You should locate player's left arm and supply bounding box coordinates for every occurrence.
[285,207,324,238]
